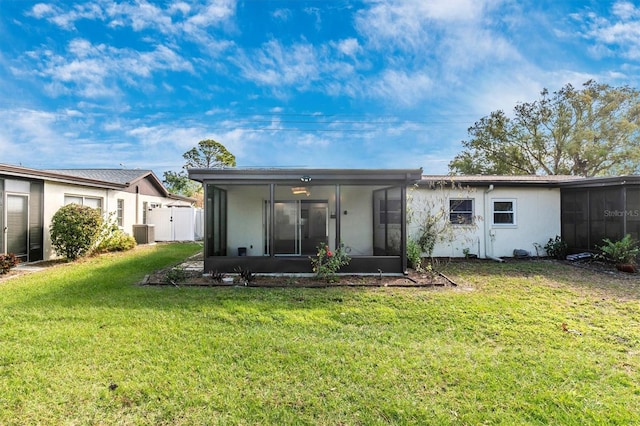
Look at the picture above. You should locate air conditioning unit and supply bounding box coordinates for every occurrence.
[132,224,155,244]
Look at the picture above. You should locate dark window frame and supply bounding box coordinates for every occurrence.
[449,198,474,225]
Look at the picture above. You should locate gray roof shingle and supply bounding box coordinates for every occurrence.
[44,169,153,185]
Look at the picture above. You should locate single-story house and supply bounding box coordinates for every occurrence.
[189,167,640,274]
[0,164,195,262]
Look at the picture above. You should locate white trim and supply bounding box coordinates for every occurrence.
[492,198,517,226]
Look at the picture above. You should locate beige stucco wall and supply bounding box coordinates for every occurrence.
[408,185,561,258]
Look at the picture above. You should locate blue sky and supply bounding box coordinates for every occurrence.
[1,0,639,179]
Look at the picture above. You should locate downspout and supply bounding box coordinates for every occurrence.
[401,184,408,274]
[135,186,140,224]
[484,184,504,262]
[335,184,341,247]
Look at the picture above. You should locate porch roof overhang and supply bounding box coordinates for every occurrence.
[558,175,640,189]
[188,168,423,186]
[417,174,585,188]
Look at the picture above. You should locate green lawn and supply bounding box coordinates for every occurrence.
[1,244,639,425]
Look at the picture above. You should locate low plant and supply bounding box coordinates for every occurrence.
[598,234,640,265]
[234,267,256,284]
[406,239,422,271]
[309,243,350,282]
[93,214,136,254]
[209,270,226,283]
[544,235,568,260]
[164,265,188,284]
[0,253,19,275]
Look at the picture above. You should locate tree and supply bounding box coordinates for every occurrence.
[449,80,640,177]
[50,204,102,260]
[163,139,235,205]
[183,139,236,169]
[162,170,200,197]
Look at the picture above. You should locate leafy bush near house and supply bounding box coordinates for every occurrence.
[407,238,422,271]
[310,243,350,282]
[50,204,102,260]
[93,215,136,254]
[0,253,19,275]
[598,234,640,265]
[544,235,568,260]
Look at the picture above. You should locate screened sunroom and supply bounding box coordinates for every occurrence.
[187,168,423,274]
[561,176,640,251]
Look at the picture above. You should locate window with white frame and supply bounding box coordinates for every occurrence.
[449,199,474,224]
[64,195,103,211]
[492,199,516,225]
[116,199,124,227]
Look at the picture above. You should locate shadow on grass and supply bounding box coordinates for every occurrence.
[2,244,380,315]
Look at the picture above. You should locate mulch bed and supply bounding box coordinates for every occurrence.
[141,268,457,288]
[563,258,639,278]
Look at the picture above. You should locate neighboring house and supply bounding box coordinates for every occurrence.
[0,164,195,262]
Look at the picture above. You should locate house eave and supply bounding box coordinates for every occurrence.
[188,168,423,185]
[0,163,124,189]
[558,175,640,189]
[417,174,585,188]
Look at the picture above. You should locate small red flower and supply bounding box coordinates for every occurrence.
[327,251,333,257]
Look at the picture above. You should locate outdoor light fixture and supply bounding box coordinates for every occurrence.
[300,175,312,182]
[291,186,311,196]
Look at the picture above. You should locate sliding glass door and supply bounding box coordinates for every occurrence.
[267,200,328,256]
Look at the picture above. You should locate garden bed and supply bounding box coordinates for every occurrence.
[141,267,456,288]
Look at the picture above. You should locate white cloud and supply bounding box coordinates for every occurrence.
[578,1,640,60]
[355,0,504,51]
[186,0,236,27]
[334,38,361,57]
[29,0,237,37]
[367,70,433,107]
[27,39,193,99]
[272,8,292,21]
[28,2,104,30]
[236,40,321,87]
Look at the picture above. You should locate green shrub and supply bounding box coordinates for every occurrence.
[164,265,189,284]
[310,243,350,282]
[598,234,640,265]
[94,214,137,254]
[0,253,19,275]
[544,235,568,260]
[407,239,422,271]
[50,204,102,260]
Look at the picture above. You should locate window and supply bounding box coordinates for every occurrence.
[117,199,124,227]
[379,199,402,225]
[142,201,148,224]
[64,195,103,211]
[493,199,516,225]
[449,199,474,224]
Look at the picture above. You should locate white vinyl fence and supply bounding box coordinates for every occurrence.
[147,207,204,241]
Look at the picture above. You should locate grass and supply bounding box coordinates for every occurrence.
[1,245,639,425]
